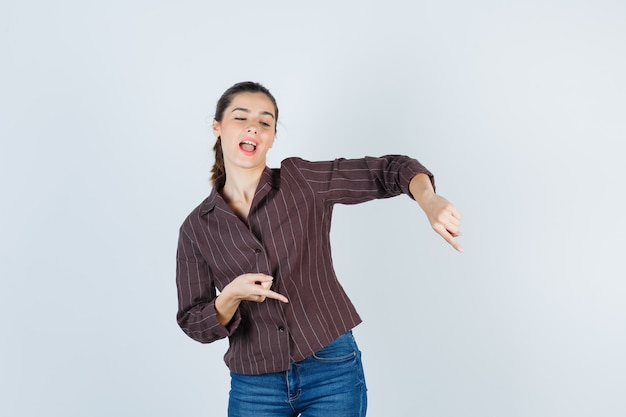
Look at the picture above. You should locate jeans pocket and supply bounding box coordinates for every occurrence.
[312,332,358,362]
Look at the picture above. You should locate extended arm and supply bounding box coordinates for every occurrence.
[288,156,463,251]
[409,173,463,252]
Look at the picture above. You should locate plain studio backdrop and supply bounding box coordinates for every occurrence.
[1,1,625,416]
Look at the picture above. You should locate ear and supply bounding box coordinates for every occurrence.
[212,119,221,138]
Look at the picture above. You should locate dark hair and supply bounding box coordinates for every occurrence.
[211,81,279,185]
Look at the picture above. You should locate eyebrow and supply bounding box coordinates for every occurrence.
[231,107,275,119]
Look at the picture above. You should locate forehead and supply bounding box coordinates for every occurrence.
[228,92,275,116]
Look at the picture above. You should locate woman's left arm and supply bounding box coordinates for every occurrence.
[409,173,464,252]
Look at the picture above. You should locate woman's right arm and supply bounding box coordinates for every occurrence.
[176,225,240,343]
[176,224,289,342]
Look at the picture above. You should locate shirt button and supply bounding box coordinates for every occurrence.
[278,326,285,332]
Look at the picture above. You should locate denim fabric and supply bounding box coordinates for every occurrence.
[228,331,367,417]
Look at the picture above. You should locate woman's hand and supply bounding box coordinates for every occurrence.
[420,193,463,252]
[410,173,464,252]
[225,273,289,303]
[215,273,288,325]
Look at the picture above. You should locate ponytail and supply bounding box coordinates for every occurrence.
[210,137,225,185]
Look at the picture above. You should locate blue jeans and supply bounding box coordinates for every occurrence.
[228,331,367,416]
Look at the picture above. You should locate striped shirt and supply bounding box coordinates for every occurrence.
[176,155,434,375]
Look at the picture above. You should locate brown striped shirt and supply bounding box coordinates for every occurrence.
[176,155,434,375]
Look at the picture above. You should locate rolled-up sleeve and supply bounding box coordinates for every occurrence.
[288,155,435,205]
[175,221,241,343]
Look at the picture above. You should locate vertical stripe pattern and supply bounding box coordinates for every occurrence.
[176,155,434,375]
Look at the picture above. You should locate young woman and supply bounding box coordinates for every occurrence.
[176,81,462,416]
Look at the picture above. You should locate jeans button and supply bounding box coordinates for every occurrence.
[278,326,285,332]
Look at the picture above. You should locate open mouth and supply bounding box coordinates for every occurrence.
[239,140,257,152]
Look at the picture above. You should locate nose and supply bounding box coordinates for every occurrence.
[247,126,257,134]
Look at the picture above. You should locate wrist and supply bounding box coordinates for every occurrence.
[409,173,435,206]
[215,287,241,326]
[216,286,240,308]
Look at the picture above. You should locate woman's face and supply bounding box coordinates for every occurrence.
[213,92,276,172]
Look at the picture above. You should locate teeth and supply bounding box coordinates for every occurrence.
[241,140,257,149]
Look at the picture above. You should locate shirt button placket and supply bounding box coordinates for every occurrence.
[254,248,263,273]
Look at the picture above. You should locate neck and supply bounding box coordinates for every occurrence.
[221,165,265,206]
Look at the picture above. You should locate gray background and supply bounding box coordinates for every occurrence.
[1,1,625,416]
